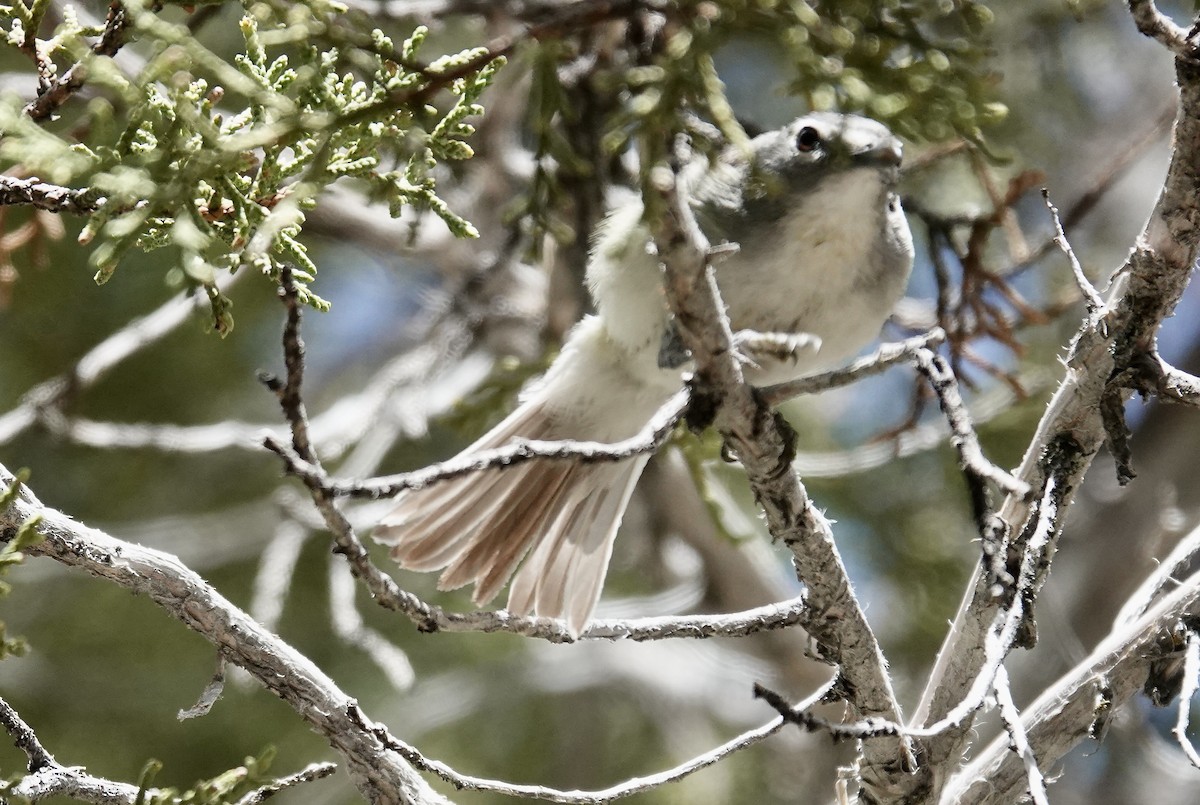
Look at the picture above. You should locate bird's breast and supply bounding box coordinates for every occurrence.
[716,169,913,379]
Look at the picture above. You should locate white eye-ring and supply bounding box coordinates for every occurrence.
[796,126,821,153]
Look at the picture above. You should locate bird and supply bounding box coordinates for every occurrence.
[374,112,915,635]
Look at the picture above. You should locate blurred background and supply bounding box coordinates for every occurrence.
[3,0,1200,802]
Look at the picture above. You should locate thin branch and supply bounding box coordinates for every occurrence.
[1127,0,1191,54]
[279,545,810,641]
[264,268,314,460]
[993,665,1050,805]
[752,683,907,741]
[911,347,1031,501]
[1043,189,1105,312]
[24,0,132,121]
[259,272,420,666]
[944,561,1200,803]
[371,679,838,803]
[0,695,56,773]
[0,464,450,804]
[268,390,688,499]
[0,176,103,214]
[233,762,338,805]
[758,328,945,407]
[1171,630,1200,770]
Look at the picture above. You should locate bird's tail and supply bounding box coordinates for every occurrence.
[373,316,674,634]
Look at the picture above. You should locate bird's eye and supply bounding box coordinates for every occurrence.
[796,126,821,153]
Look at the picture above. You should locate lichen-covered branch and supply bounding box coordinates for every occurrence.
[911,12,1200,800]
[943,561,1200,802]
[0,176,102,214]
[0,463,450,805]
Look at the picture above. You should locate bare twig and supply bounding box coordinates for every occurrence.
[263,268,314,459]
[911,347,1031,502]
[0,695,56,773]
[909,345,1026,606]
[758,329,946,406]
[0,176,103,214]
[24,1,131,121]
[0,463,449,804]
[1128,0,1191,54]
[268,389,688,499]
[1171,630,1200,770]
[233,762,338,805]
[370,678,838,803]
[752,683,907,741]
[1043,189,1105,312]
[259,271,418,660]
[993,665,1050,805]
[287,547,809,641]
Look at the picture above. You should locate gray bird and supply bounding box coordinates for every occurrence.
[374,112,914,635]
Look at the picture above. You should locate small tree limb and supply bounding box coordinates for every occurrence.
[0,463,451,805]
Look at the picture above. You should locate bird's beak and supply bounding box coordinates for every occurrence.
[854,138,903,169]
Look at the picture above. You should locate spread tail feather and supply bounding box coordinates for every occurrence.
[373,315,678,634]
[373,393,649,635]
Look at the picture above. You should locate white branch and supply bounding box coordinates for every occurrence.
[942,562,1200,803]
[0,463,451,805]
[912,30,1200,799]
[992,665,1050,805]
[387,679,837,803]
[1171,631,1200,770]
